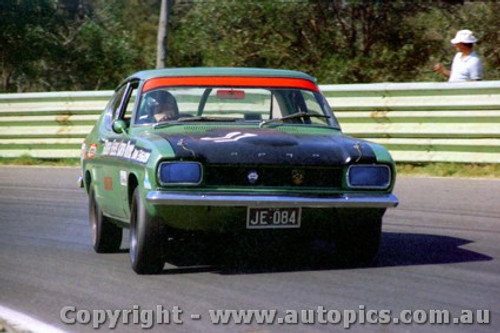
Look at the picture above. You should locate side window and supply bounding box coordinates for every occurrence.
[107,80,140,128]
[121,81,139,125]
[104,84,128,131]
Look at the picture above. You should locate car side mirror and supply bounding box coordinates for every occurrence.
[112,119,128,134]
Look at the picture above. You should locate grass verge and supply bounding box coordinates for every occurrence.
[0,156,80,166]
[396,162,500,178]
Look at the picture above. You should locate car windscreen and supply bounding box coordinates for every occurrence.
[134,87,339,128]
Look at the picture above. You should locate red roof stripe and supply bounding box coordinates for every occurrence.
[142,76,319,92]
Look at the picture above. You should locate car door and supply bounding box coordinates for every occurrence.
[97,80,139,221]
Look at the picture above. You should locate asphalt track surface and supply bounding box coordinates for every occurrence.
[0,166,498,333]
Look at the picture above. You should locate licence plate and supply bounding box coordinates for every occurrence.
[246,207,301,229]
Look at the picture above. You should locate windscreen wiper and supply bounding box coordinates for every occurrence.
[153,116,239,129]
[259,112,330,128]
[177,116,239,122]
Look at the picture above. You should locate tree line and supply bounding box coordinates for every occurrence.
[1,0,498,92]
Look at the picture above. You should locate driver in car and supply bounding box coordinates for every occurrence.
[137,90,179,123]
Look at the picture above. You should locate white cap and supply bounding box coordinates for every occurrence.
[451,29,478,44]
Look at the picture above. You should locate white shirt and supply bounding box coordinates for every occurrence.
[449,51,482,82]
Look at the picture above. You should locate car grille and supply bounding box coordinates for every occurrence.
[204,165,343,188]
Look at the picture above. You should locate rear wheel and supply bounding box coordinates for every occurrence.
[89,186,122,253]
[129,187,165,274]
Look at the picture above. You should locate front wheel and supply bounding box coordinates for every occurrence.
[129,188,165,274]
[89,186,122,253]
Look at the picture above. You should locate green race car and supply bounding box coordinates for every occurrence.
[80,67,398,274]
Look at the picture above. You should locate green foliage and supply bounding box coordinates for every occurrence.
[170,1,314,69]
[0,0,56,91]
[0,0,158,91]
[40,0,159,90]
[0,0,498,91]
[168,0,497,84]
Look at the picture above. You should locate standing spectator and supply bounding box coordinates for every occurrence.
[434,29,483,82]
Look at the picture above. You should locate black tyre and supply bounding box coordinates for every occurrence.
[335,209,384,266]
[129,188,165,274]
[89,186,122,253]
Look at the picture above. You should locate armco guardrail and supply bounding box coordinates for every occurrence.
[1,81,499,162]
[0,91,112,158]
[321,81,500,163]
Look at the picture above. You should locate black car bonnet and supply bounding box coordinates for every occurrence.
[156,128,377,166]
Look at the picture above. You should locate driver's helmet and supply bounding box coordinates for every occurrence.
[138,90,178,123]
[148,90,178,116]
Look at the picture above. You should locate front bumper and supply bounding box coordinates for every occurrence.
[146,191,399,209]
